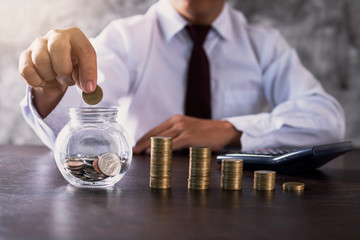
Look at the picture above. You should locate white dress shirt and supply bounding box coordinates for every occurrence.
[21,0,345,150]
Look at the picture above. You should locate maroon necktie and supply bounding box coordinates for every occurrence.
[185,25,211,119]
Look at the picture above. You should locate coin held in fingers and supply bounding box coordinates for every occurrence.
[82,85,103,105]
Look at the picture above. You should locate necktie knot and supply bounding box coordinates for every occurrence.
[186,25,211,46]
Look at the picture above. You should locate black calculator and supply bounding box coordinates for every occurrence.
[216,141,353,173]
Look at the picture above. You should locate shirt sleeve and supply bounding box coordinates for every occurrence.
[225,30,345,151]
[20,85,82,150]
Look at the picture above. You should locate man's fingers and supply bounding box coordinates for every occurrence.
[68,27,97,93]
[134,116,240,154]
[143,132,189,154]
[136,118,174,144]
[47,30,73,78]
[47,27,96,92]
[133,141,150,154]
[56,75,75,86]
[137,131,179,154]
[19,49,44,87]
[133,120,182,154]
[30,37,57,81]
[172,132,191,151]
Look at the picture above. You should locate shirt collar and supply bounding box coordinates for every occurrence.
[156,0,239,42]
[156,0,188,42]
[211,3,237,42]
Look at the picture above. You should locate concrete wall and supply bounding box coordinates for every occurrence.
[0,0,359,146]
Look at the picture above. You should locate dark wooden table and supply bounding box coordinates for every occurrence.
[0,145,359,240]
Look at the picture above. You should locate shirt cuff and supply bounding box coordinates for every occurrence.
[20,86,56,149]
[20,86,82,149]
[224,112,289,150]
[43,86,83,135]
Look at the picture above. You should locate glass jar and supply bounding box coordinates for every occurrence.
[54,107,132,188]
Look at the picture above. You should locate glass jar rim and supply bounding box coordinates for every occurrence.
[69,107,118,114]
[69,107,118,121]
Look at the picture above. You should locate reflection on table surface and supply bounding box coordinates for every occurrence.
[0,145,359,240]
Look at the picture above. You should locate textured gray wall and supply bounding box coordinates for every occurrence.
[0,0,359,146]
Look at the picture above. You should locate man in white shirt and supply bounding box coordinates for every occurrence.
[19,0,345,153]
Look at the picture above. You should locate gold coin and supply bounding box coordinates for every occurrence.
[254,170,276,176]
[190,146,211,150]
[282,182,305,191]
[150,176,171,189]
[151,137,172,147]
[254,170,276,190]
[221,181,242,190]
[190,170,211,175]
[188,181,210,190]
[221,166,243,172]
[151,136,172,141]
[150,170,172,177]
[190,147,211,156]
[222,159,244,164]
[221,162,243,190]
[189,161,211,167]
[82,85,103,105]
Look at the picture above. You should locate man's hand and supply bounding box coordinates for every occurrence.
[19,27,97,118]
[133,115,242,154]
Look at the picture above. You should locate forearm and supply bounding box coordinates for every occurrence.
[221,120,242,147]
[240,125,343,151]
[32,85,67,118]
[226,97,345,151]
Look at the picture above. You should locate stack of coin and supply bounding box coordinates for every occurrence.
[66,157,85,178]
[149,137,172,189]
[188,147,212,190]
[221,159,243,190]
[282,182,305,191]
[253,170,276,190]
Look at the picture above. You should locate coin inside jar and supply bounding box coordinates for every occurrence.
[93,153,121,177]
[82,85,103,105]
[65,159,84,170]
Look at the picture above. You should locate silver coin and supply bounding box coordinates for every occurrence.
[81,175,106,182]
[76,154,97,158]
[83,168,106,177]
[69,170,84,176]
[98,153,121,177]
[74,155,97,166]
[82,156,98,161]
[120,158,128,173]
[84,158,98,166]
[83,171,107,180]
[83,172,107,180]
[65,157,82,161]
